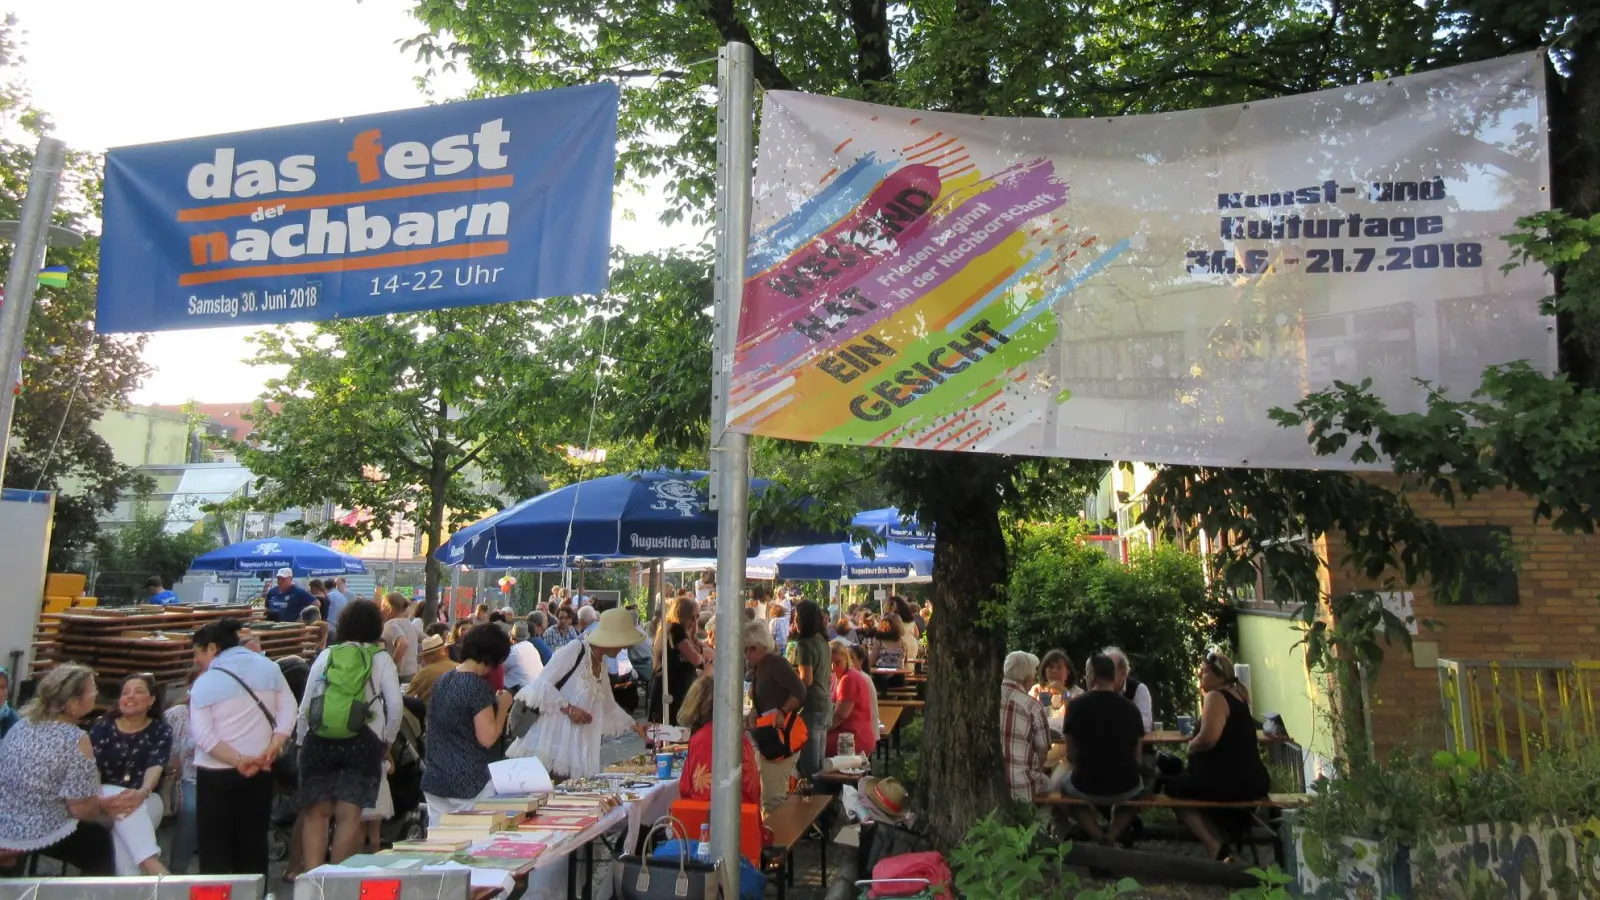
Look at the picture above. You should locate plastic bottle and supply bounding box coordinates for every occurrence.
[696,823,711,864]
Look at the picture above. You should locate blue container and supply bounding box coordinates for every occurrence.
[656,752,674,779]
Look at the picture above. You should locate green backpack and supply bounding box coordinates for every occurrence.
[308,643,379,740]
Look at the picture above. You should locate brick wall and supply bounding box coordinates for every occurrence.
[1323,474,1600,756]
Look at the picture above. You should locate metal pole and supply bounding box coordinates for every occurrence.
[0,137,68,487]
[710,40,754,898]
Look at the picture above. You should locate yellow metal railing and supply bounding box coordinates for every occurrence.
[1438,659,1600,769]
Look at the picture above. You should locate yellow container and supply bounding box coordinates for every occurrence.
[45,573,87,597]
[73,596,98,608]
[42,596,73,613]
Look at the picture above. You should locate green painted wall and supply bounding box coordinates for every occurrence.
[1237,611,1337,761]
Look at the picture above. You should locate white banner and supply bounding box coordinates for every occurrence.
[730,53,1552,469]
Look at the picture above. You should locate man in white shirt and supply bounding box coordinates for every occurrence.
[1103,646,1154,732]
[503,621,546,692]
[325,577,349,625]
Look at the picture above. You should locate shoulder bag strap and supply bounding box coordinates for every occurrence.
[216,666,275,730]
[554,643,588,692]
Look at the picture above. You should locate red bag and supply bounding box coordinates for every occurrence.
[868,851,952,898]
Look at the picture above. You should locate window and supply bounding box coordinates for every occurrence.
[1232,532,1314,613]
[1437,525,1519,606]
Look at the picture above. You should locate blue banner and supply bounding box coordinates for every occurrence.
[96,84,618,333]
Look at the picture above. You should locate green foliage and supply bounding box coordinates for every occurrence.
[1005,519,1222,722]
[1231,865,1296,900]
[220,306,586,615]
[887,714,924,792]
[1296,744,1600,882]
[950,815,1138,900]
[0,17,150,568]
[95,505,218,605]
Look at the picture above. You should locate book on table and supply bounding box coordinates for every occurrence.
[472,793,547,813]
[390,838,472,853]
[522,813,598,831]
[472,838,548,860]
[439,811,514,830]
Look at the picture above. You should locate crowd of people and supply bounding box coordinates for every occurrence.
[1000,645,1271,859]
[0,566,1271,877]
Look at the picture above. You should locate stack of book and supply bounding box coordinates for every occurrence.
[421,810,516,846]
[390,837,473,854]
[472,793,548,815]
[520,793,621,832]
[521,812,599,832]
[544,793,619,816]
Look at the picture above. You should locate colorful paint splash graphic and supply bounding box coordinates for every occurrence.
[730,128,1127,451]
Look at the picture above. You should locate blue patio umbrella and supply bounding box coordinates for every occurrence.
[437,470,761,567]
[771,541,934,582]
[851,507,935,551]
[189,537,367,577]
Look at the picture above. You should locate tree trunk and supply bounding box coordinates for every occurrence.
[1551,32,1600,387]
[424,485,446,624]
[898,452,1013,848]
[424,404,450,623]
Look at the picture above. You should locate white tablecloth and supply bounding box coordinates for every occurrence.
[315,778,681,900]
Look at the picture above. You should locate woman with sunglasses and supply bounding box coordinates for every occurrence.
[1166,650,1271,859]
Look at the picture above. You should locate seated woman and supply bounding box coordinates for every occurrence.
[0,664,113,876]
[1030,648,1083,713]
[826,639,878,758]
[677,675,762,808]
[89,673,173,875]
[867,616,907,693]
[1165,651,1272,859]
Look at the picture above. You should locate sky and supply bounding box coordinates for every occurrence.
[10,0,685,404]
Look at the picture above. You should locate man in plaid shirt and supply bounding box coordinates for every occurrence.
[1001,650,1051,802]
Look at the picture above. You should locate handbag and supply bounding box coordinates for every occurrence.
[868,851,952,899]
[215,667,298,785]
[613,817,723,900]
[751,709,808,761]
[507,644,589,740]
[863,822,934,876]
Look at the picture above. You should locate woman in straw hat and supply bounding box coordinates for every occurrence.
[509,608,653,777]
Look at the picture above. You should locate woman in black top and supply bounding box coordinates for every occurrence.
[648,595,705,727]
[421,625,513,825]
[1167,651,1271,858]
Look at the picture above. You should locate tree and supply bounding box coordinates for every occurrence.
[223,306,588,620]
[0,17,150,567]
[93,504,218,606]
[1007,520,1222,723]
[407,0,1597,842]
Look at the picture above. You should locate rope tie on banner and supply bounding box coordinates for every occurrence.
[558,301,614,574]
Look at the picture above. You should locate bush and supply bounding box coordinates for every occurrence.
[950,815,1138,900]
[1005,520,1225,723]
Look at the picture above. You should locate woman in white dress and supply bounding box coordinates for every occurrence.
[508,609,651,778]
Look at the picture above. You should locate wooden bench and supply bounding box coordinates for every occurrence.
[1035,792,1311,868]
[1035,791,1311,810]
[762,793,835,900]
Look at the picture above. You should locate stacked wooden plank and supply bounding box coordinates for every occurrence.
[31,605,313,684]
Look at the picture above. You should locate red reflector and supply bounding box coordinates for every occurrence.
[360,879,403,900]
[190,887,232,900]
